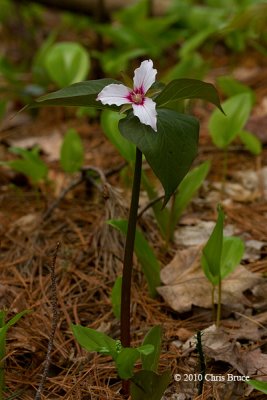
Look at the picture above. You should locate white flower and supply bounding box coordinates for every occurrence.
[97,60,158,131]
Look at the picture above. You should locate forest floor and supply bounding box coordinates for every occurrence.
[1,6,267,400]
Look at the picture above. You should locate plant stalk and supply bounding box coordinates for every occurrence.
[120,147,142,396]
[216,276,222,328]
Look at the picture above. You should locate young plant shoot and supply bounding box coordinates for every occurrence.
[201,205,244,327]
[35,59,222,397]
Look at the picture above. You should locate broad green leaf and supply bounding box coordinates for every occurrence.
[247,380,267,394]
[119,109,199,206]
[45,42,90,87]
[101,110,135,163]
[221,236,244,280]
[115,348,140,379]
[111,276,122,319]
[239,130,262,155]
[209,93,253,149]
[201,206,225,283]
[155,79,223,112]
[141,326,162,372]
[60,129,84,173]
[71,324,117,359]
[169,160,211,239]
[130,370,171,400]
[108,219,161,297]
[34,78,121,110]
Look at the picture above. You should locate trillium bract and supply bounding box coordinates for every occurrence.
[97,60,158,131]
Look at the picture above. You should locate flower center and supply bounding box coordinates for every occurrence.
[127,87,145,105]
[132,93,143,104]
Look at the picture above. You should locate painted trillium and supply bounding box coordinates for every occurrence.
[97,60,158,131]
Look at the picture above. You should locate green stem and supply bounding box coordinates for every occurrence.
[211,285,215,323]
[216,276,222,328]
[120,147,142,396]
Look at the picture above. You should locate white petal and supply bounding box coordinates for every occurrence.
[132,97,157,131]
[133,60,157,94]
[97,84,132,106]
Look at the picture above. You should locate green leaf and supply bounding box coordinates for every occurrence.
[163,53,207,82]
[239,130,262,155]
[209,93,253,149]
[137,345,154,357]
[111,276,122,320]
[44,42,90,87]
[119,109,199,206]
[32,32,57,85]
[60,128,84,173]
[155,79,223,112]
[115,348,140,379]
[130,370,171,400]
[5,309,31,330]
[71,324,117,359]
[221,236,244,280]
[0,311,6,328]
[6,147,48,183]
[34,78,121,110]
[179,27,216,58]
[108,219,161,297]
[169,160,211,239]
[0,309,31,361]
[247,380,267,394]
[101,110,135,163]
[217,76,256,103]
[201,206,225,284]
[141,326,162,373]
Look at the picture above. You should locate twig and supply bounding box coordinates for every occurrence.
[42,177,83,221]
[196,331,206,396]
[35,242,60,400]
[43,165,109,221]
[137,194,164,219]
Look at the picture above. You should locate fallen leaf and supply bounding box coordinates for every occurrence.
[243,239,267,261]
[174,222,234,247]
[182,324,267,377]
[11,213,41,234]
[158,247,262,313]
[8,131,62,161]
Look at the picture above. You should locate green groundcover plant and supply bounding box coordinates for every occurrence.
[201,205,244,327]
[33,58,222,397]
[0,310,31,399]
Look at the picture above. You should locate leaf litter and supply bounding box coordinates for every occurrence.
[158,246,263,313]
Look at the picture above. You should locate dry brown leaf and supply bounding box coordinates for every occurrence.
[11,213,41,234]
[8,131,62,161]
[182,324,267,377]
[158,247,262,313]
[174,222,234,247]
